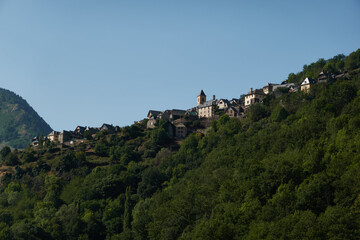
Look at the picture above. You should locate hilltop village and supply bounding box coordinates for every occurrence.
[145,70,345,139]
[32,69,345,147]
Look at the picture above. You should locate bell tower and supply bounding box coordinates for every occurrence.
[197,90,206,106]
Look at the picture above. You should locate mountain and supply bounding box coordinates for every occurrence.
[0,49,359,239]
[0,88,52,149]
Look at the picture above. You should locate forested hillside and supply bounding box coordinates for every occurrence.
[0,88,52,149]
[0,49,359,239]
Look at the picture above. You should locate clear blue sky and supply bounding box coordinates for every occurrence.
[0,0,359,131]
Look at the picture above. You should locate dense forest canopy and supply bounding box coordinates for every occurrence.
[0,88,52,149]
[0,49,359,239]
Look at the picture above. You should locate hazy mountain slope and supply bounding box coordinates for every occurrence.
[0,88,52,149]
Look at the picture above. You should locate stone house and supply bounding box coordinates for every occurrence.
[229,98,241,105]
[244,88,265,107]
[217,99,230,109]
[100,123,115,132]
[225,106,244,118]
[74,126,86,136]
[289,85,299,93]
[262,83,279,95]
[318,70,334,83]
[31,137,39,147]
[169,109,186,120]
[185,108,198,118]
[59,130,72,144]
[300,77,316,92]
[147,110,162,119]
[48,131,60,142]
[147,110,162,129]
[174,122,187,139]
[147,119,157,129]
[85,126,99,134]
[197,90,217,118]
[272,83,295,92]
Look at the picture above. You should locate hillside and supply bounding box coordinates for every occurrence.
[0,49,359,239]
[0,88,53,149]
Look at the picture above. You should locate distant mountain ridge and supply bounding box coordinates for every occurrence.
[0,87,52,149]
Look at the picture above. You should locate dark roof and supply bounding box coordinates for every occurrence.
[197,99,216,108]
[217,99,230,105]
[75,126,86,132]
[245,89,265,96]
[101,123,115,130]
[225,106,239,113]
[301,77,316,85]
[199,90,206,96]
[147,110,162,119]
[171,109,186,116]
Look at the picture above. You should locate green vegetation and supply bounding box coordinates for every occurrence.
[0,88,52,149]
[0,49,359,239]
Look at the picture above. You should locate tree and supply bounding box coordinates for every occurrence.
[0,146,11,160]
[150,127,169,145]
[94,141,109,157]
[344,48,360,71]
[84,130,92,140]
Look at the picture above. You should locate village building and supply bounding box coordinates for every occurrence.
[174,122,187,139]
[147,110,162,119]
[225,106,244,118]
[169,109,186,120]
[85,126,99,134]
[229,98,241,105]
[158,109,187,121]
[262,83,279,95]
[74,126,86,136]
[300,77,316,92]
[244,88,265,107]
[147,119,157,129]
[100,123,115,132]
[197,90,206,106]
[158,110,170,121]
[31,136,40,147]
[48,131,60,142]
[59,130,72,144]
[289,85,299,93]
[185,108,198,118]
[272,83,295,92]
[217,99,230,109]
[196,90,217,118]
[147,110,161,129]
[317,70,334,83]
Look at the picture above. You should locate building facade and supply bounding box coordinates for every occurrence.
[244,88,265,107]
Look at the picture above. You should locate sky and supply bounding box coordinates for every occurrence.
[0,0,359,131]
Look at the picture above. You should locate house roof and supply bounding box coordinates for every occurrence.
[147,110,162,119]
[174,123,186,128]
[217,99,230,105]
[75,126,86,131]
[197,99,216,108]
[225,106,239,113]
[245,89,265,96]
[301,77,316,85]
[198,90,206,96]
[101,123,115,130]
[263,83,279,88]
[170,109,186,116]
[272,83,296,91]
[225,105,244,113]
[48,131,60,136]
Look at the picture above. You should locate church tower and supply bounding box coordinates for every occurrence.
[197,90,206,106]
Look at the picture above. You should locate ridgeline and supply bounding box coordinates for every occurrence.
[0,88,52,149]
[0,49,359,239]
